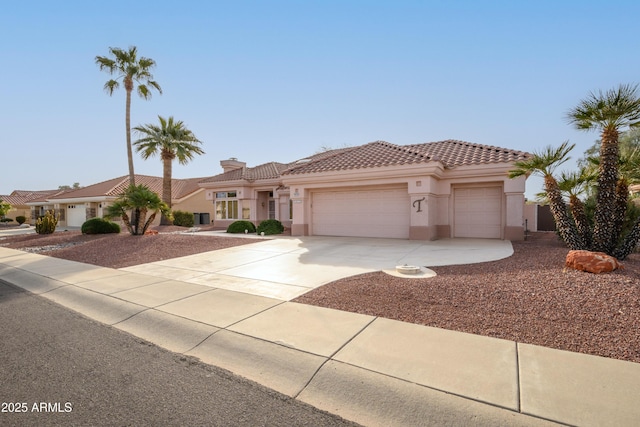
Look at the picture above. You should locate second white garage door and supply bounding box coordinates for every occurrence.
[312,188,410,238]
[454,187,502,238]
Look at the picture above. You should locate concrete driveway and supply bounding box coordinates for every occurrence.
[122,236,513,300]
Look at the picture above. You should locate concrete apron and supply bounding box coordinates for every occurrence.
[121,235,515,301]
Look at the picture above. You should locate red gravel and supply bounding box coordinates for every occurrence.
[3,229,640,363]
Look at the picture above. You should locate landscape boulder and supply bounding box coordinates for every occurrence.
[565,250,622,274]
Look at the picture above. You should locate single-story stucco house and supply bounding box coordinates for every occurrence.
[199,139,532,240]
[26,175,213,228]
[0,189,65,224]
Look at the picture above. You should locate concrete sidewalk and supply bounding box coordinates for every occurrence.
[1,244,639,426]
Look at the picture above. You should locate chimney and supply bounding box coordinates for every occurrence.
[220,157,246,173]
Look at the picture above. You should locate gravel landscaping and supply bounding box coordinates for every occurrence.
[2,227,639,363]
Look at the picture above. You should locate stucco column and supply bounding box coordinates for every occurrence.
[290,187,309,236]
[505,193,525,240]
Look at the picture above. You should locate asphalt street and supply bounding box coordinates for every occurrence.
[0,281,360,427]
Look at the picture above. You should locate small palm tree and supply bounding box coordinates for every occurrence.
[95,46,162,187]
[509,141,584,249]
[133,116,204,225]
[105,185,170,235]
[558,170,594,248]
[566,83,640,253]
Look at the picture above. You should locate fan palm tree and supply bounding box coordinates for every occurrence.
[566,83,640,254]
[509,141,584,249]
[558,170,594,248]
[95,46,162,187]
[133,116,204,225]
[104,184,170,235]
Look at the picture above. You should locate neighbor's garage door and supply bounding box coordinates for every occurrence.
[312,188,410,238]
[454,187,502,238]
[66,204,86,227]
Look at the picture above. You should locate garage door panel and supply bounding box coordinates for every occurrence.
[67,205,86,227]
[312,188,410,238]
[454,187,502,239]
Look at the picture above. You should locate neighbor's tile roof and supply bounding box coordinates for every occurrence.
[1,189,66,205]
[44,175,204,201]
[283,140,531,175]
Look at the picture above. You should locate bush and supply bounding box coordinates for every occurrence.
[15,216,26,225]
[35,211,58,234]
[0,218,13,223]
[172,210,195,227]
[257,219,284,235]
[227,220,256,234]
[81,217,120,234]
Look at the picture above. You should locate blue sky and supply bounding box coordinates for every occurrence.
[2,0,639,198]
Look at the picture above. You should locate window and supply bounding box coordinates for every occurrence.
[215,191,238,220]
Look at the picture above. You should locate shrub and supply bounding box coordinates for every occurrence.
[35,211,58,234]
[257,219,284,235]
[227,220,256,234]
[172,210,195,227]
[0,218,13,223]
[15,216,26,225]
[81,217,120,234]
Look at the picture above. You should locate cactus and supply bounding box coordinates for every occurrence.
[35,210,58,234]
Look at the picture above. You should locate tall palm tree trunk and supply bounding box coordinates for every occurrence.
[161,156,173,225]
[592,129,619,253]
[125,85,136,187]
[545,176,584,250]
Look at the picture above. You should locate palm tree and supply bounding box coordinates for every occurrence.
[133,116,204,225]
[104,184,170,235]
[95,46,163,187]
[566,83,640,254]
[558,170,594,248]
[509,141,584,250]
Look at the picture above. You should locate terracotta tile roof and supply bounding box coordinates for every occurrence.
[0,189,64,205]
[283,140,531,175]
[200,162,292,183]
[405,140,531,167]
[44,175,204,201]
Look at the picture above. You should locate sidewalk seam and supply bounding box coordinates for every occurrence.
[292,315,379,400]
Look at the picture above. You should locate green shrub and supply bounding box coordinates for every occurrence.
[172,210,195,227]
[0,218,13,223]
[15,216,26,225]
[257,219,284,235]
[81,217,120,234]
[35,211,58,234]
[227,220,256,234]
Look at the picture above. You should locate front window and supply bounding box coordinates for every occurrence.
[215,191,238,220]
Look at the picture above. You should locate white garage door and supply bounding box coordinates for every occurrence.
[67,204,86,227]
[454,187,502,238]
[312,188,410,238]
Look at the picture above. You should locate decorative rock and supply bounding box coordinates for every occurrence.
[565,250,622,274]
[144,229,159,235]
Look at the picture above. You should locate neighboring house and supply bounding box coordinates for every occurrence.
[26,175,213,228]
[200,140,532,240]
[0,189,65,223]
